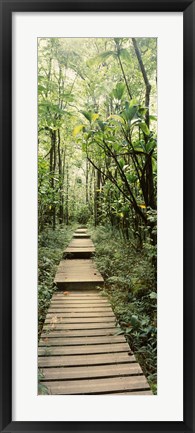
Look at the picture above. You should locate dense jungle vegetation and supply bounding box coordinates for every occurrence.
[38,37,157,393]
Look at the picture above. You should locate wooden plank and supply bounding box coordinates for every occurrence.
[54,266,101,277]
[50,300,110,305]
[42,375,150,394]
[48,308,113,313]
[57,261,96,267]
[53,294,103,298]
[67,245,95,251]
[52,296,106,300]
[46,312,115,318]
[50,302,110,308]
[54,282,104,290]
[39,335,126,346]
[49,305,111,309]
[41,328,121,338]
[43,323,117,330]
[48,302,111,311]
[49,304,110,309]
[69,239,94,247]
[54,277,103,283]
[107,390,153,395]
[51,295,108,301]
[53,292,106,296]
[63,248,95,253]
[54,259,104,288]
[55,268,103,276]
[73,234,90,238]
[55,259,94,266]
[54,284,104,291]
[55,272,103,279]
[38,352,136,367]
[64,247,95,253]
[40,363,142,380]
[50,300,109,305]
[54,287,101,291]
[39,343,129,356]
[53,290,103,295]
[48,308,111,313]
[45,317,116,324]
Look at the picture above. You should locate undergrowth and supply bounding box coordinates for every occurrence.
[38,225,75,339]
[90,225,157,394]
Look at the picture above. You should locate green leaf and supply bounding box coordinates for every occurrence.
[121,101,138,123]
[145,139,157,152]
[119,158,125,168]
[131,118,141,126]
[91,113,99,122]
[149,292,157,300]
[140,122,150,136]
[97,120,107,131]
[87,51,116,66]
[38,85,46,93]
[131,315,140,327]
[81,111,99,123]
[120,48,132,63]
[149,115,157,121]
[112,82,125,100]
[81,111,92,122]
[138,107,147,116]
[73,124,85,136]
[62,93,74,103]
[114,329,124,336]
[108,114,125,124]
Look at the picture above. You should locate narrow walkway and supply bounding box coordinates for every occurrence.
[38,228,152,395]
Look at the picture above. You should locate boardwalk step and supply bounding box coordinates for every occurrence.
[41,328,122,338]
[69,239,94,247]
[39,342,129,356]
[40,363,142,380]
[39,230,151,395]
[54,259,104,290]
[63,248,95,259]
[43,323,117,330]
[39,335,126,346]
[38,352,136,367]
[48,308,113,313]
[73,233,90,239]
[63,235,95,259]
[42,375,150,395]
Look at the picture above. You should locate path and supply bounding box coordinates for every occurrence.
[38,228,152,395]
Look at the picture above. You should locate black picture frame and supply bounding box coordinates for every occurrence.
[0,0,194,432]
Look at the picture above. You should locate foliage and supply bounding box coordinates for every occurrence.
[76,204,91,225]
[38,37,158,392]
[38,225,74,337]
[91,225,157,393]
[38,370,50,395]
[38,37,157,231]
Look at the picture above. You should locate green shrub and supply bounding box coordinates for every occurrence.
[91,225,157,393]
[38,225,74,338]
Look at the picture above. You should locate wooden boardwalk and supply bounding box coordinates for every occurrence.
[38,228,152,395]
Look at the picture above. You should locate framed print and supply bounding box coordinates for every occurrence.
[0,0,194,432]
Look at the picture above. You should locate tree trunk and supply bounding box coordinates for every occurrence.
[58,129,64,224]
[49,130,56,230]
[65,163,69,225]
[132,37,156,215]
[86,158,89,204]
